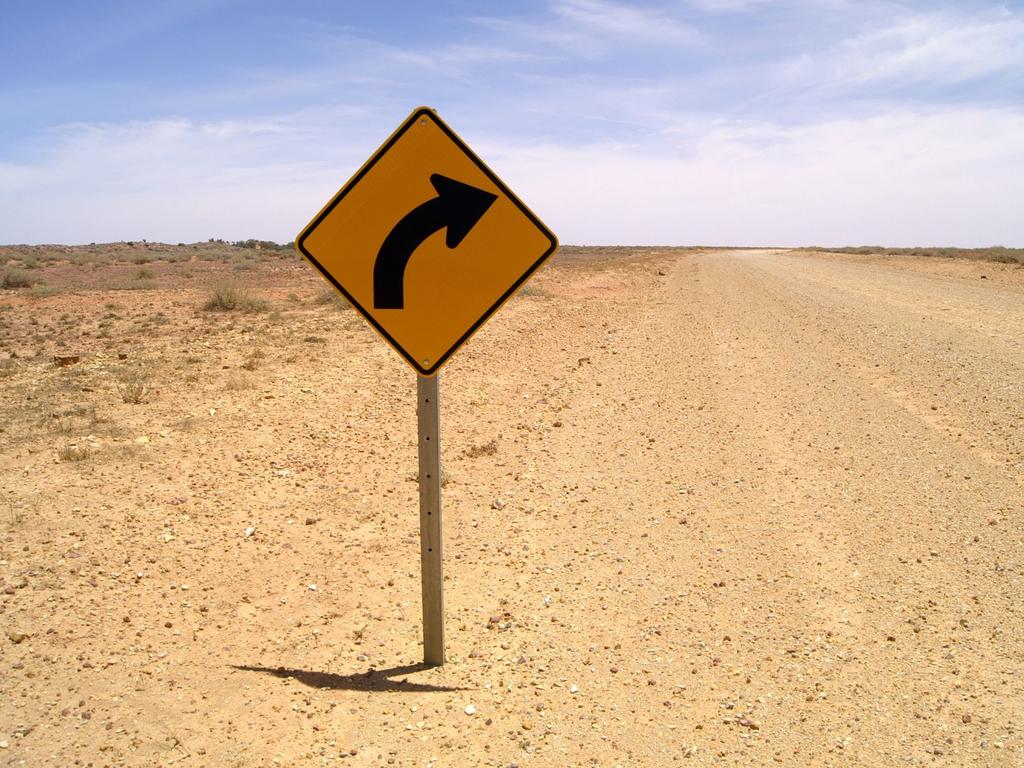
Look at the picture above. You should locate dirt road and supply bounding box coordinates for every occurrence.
[1,248,1021,766]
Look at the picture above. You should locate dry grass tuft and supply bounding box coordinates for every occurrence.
[57,444,92,462]
[517,282,549,298]
[52,404,104,435]
[463,439,499,458]
[224,373,254,391]
[117,371,151,404]
[240,348,266,371]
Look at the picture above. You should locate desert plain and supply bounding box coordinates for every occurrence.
[0,244,1022,767]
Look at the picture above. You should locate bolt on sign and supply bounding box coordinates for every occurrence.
[295,107,557,666]
[295,106,558,376]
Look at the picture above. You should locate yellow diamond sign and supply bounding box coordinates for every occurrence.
[295,107,558,376]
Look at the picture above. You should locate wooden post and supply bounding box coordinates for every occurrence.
[417,374,445,665]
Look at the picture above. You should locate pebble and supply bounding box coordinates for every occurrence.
[0,740,7,749]
[491,498,506,511]
[570,684,579,694]
[7,631,28,644]
[464,705,477,716]
[244,526,256,538]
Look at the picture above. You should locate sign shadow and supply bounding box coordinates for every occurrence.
[230,663,468,693]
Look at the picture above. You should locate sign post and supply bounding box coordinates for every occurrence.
[295,107,557,666]
[416,374,444,665]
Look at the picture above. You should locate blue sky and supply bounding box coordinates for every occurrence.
[2,0,1022,246]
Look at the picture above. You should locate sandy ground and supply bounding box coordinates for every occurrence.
[1,248,1022,767]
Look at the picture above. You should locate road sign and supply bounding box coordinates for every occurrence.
[295,106,558,376]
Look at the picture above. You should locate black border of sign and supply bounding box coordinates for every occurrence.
[295,106,559,377]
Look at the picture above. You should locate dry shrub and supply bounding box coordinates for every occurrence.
[202,282,269,312]
[2,268,33,289]
[314,286,351,310]
[27,285,59,299]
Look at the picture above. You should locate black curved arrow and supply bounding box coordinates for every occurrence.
[373,174,498,309]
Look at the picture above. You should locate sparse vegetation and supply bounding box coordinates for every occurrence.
[136,267,155,280]
[232,239,290,251]
[0,239,295,271]
[798,245,1024,265]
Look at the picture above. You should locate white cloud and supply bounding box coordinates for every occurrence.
[0,115,370,244]
[683,0,774,12]
[783,9,1024,89]
[472,0,703,57]
[685,0,848,11]
[3,107,1022,246]
[485,107,1024,247]
[550,0,703,44]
